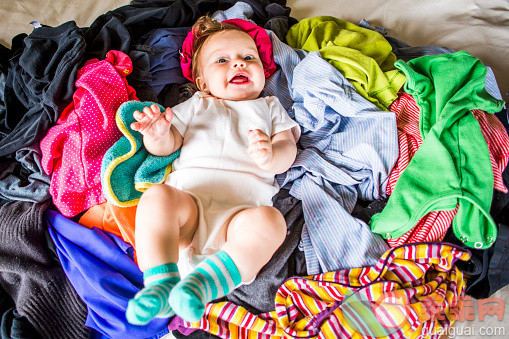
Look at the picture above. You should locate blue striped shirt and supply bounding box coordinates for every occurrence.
[265,32,394,274]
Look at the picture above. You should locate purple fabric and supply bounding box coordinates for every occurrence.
[168,316,198,336]
[45,209,169,339]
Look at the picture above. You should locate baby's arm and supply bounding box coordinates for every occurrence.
[131,104,183,156]
[247,129,297,174]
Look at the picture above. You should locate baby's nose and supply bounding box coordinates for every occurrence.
[232,58,246,68]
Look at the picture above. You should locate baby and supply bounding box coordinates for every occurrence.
[126,16,300,324]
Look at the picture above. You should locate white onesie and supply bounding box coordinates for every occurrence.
[166,91,300,272]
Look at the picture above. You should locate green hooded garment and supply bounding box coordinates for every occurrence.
[369,51,505,249]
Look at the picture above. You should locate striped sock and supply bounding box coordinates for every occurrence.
[126,263,180,325]
[169,251,242,322]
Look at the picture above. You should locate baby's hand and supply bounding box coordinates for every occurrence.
[247,129,273,167]
[130,104,173,140]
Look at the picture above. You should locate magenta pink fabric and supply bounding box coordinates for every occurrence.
[40,50,138,217]
[180,18,277,81]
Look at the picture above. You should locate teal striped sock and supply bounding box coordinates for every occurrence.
[126,263,180,325]
[169,251,242,322]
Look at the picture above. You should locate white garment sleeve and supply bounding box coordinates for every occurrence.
[170,93,199,137]
[267,96,301,141]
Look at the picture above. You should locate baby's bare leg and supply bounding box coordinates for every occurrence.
[126,184,198,325]
[135,183,198,271]
[223,206,287,281]
[169,206,286,322]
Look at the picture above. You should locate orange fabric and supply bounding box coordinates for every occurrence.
[79,203,137,251]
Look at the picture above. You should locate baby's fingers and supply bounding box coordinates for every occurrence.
[247,129,270,143]
[247,140,271,157]
[163,107,174,123]
[143,105,159,119]
[131,109,152,131]
[133,110,145,121]
[249,139,270,151]
[130,121,141,131]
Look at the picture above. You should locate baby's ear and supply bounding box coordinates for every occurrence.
[195,77,207,92]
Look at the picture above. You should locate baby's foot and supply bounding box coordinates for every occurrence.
[170,251,241,322]
[126,263,180,325]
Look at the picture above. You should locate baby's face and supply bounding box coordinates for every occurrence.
[195,30,265,101]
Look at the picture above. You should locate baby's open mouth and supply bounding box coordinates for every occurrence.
[229,74,250,84]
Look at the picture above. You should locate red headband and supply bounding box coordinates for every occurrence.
[180,19,277,82]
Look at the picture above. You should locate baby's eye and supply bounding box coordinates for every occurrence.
[216,58,228,63]
[244,55,254,61]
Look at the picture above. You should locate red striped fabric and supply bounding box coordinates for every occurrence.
[472,108,509,193]
[183,243,470,339]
